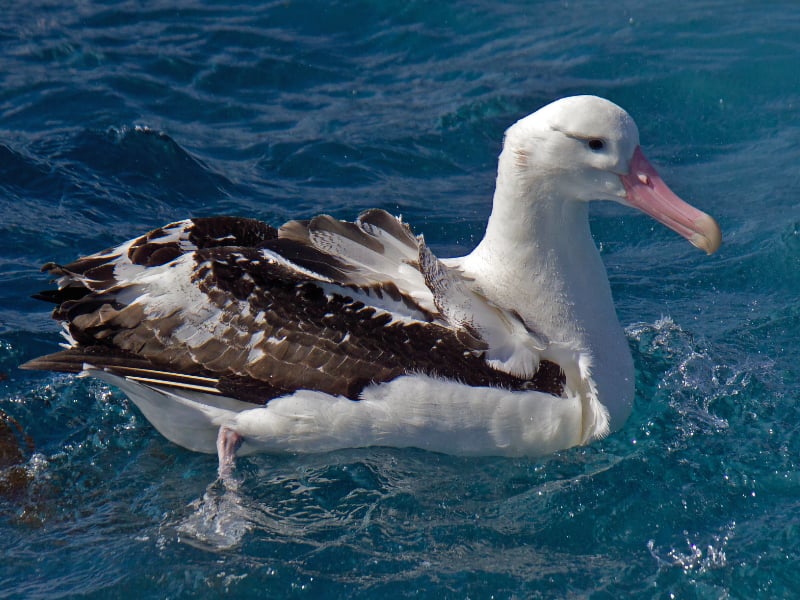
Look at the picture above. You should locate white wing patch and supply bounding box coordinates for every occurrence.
[278,212,436,315]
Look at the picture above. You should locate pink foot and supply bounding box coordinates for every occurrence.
[216,426,243,484]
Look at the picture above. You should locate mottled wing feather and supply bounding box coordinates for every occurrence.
[25,210,565,403]
[357,208,419,252]
[37,216,278,297]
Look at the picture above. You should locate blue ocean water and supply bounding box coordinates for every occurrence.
[1,0,799,597]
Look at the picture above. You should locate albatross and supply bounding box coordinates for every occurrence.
[23,95,721,477]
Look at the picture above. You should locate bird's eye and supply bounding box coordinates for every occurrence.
[588,139,605,151]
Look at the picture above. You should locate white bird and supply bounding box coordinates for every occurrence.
[23,95,721,480]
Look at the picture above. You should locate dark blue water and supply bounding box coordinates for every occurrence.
[2,1,799,597]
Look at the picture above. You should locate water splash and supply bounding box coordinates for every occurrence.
[648,521,734,575]
[176,478,254,551]
[625,316,776,448]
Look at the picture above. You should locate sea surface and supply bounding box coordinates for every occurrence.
[1,1,799,598]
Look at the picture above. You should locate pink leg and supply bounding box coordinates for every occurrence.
[216,426,243,483]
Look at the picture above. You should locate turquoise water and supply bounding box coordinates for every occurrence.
[2,1,799,597]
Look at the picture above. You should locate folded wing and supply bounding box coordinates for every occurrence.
[24,210,564,402]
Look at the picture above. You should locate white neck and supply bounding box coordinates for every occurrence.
[459,149,634,429]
